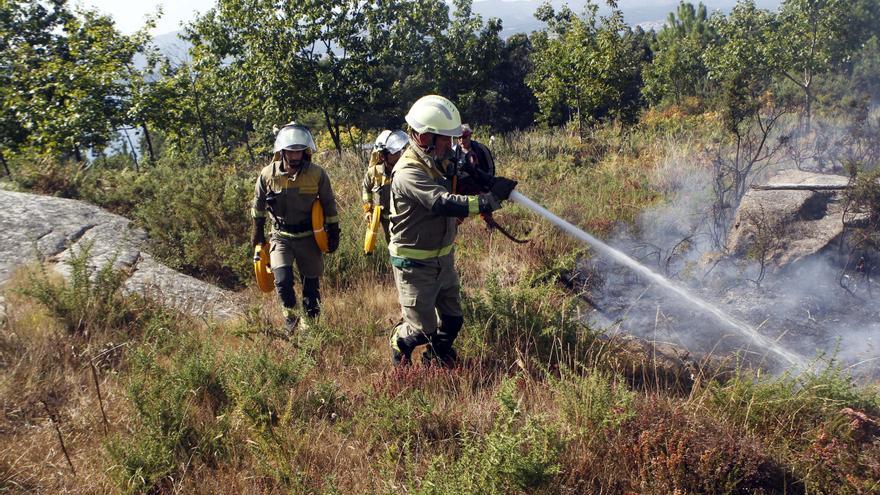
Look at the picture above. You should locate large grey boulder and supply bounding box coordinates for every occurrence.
[0,189,237,320]
[726,169,852,268]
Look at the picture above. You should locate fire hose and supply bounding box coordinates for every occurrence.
[508,190,806,369]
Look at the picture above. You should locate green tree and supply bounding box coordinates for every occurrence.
[436,0,504,125]
[528,1,646,133]
[0,0,71,166]
[489,33,539,132]
[1,0,150,162]
[773,0,862,130]
[353,0,449,131]
[644,1,717,105]
[183,0,453,154]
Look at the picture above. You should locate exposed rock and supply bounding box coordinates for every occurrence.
[727,170,852,269]
[0,189,237,320]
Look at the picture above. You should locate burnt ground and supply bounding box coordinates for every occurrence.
[580,252,880,377]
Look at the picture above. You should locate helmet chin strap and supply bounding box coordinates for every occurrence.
[412,131,455,177]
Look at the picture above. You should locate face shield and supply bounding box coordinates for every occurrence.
[273,123,317,153]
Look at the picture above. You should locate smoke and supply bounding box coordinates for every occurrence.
[586,118,880,377]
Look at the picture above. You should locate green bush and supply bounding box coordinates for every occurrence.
[19,243,137,336]
[130,164,253,289]
[550,365,635,437]
[415,377,561,495]
[107,336,230,494]
[350,388,436,449]
[223,345,314,427]
[460,275,594,367]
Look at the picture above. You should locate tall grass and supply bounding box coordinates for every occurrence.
[2,126,879,493]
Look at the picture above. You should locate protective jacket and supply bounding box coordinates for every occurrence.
[389,140,501,261]
[361,161,392,223]
[252,159,339,237]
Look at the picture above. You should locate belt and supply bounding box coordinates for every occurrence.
[276,221,313,239]
[388,243,454,260]
[389,256,426,268]
[280,222,311,234]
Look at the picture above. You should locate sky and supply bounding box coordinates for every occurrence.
[78,0,216,35]
[79,0,781,36]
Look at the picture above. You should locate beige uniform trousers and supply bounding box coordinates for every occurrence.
[392,253,463,339]
[269,232,323,278]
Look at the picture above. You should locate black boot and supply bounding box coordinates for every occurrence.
[301,276,321,319]
[428,314,463,368]
[390,322,429,367]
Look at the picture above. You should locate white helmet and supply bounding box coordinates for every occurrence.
[373,129,408,154]
[404,95,462,137]
[273,122,317,153]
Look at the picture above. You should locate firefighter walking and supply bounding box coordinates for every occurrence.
[251,123,340,331]
[362,129,408,249]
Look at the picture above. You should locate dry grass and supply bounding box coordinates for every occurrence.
[2,127,879,494]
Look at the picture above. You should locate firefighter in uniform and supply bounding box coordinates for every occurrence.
[388,95,518,367]
[251,123,340,331]
[361,129,408,242]
[454,124,495,186]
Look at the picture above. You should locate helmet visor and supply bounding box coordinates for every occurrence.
[274,125,317,153]
[384,130,409,154]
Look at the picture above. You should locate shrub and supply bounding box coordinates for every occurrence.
[414,377,561,495]
[130,164,253,289]
[222,346,314,427]
[550,365,635,437]
[700,365,880,494]
[460,275,595,369]
[19,243,138,336]
[106,336,230,494]
[605,397,785,495]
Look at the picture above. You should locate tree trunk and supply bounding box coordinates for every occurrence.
[141,122,155,163]
[122,127,139,172]
[0,150,10,177]
[322,108,342,154]
[803,84,813,133]
[191,76,212,161]
[243,122,255,163]
[73,145,83,162]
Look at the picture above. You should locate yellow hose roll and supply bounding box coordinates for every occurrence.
[312,199,329,253]
[253,243,274,293]
[363,204,383,255]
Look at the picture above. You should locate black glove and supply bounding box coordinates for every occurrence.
[327,223,340,253]
[251,217,266,247]
[489,176,518,201]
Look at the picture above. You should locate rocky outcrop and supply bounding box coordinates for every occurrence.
[0,189,237,320]
[726,170,853,268]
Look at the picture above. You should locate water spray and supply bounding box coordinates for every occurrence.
[509,191,807,370]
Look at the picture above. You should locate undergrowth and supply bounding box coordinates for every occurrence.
[1,126,878,494]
